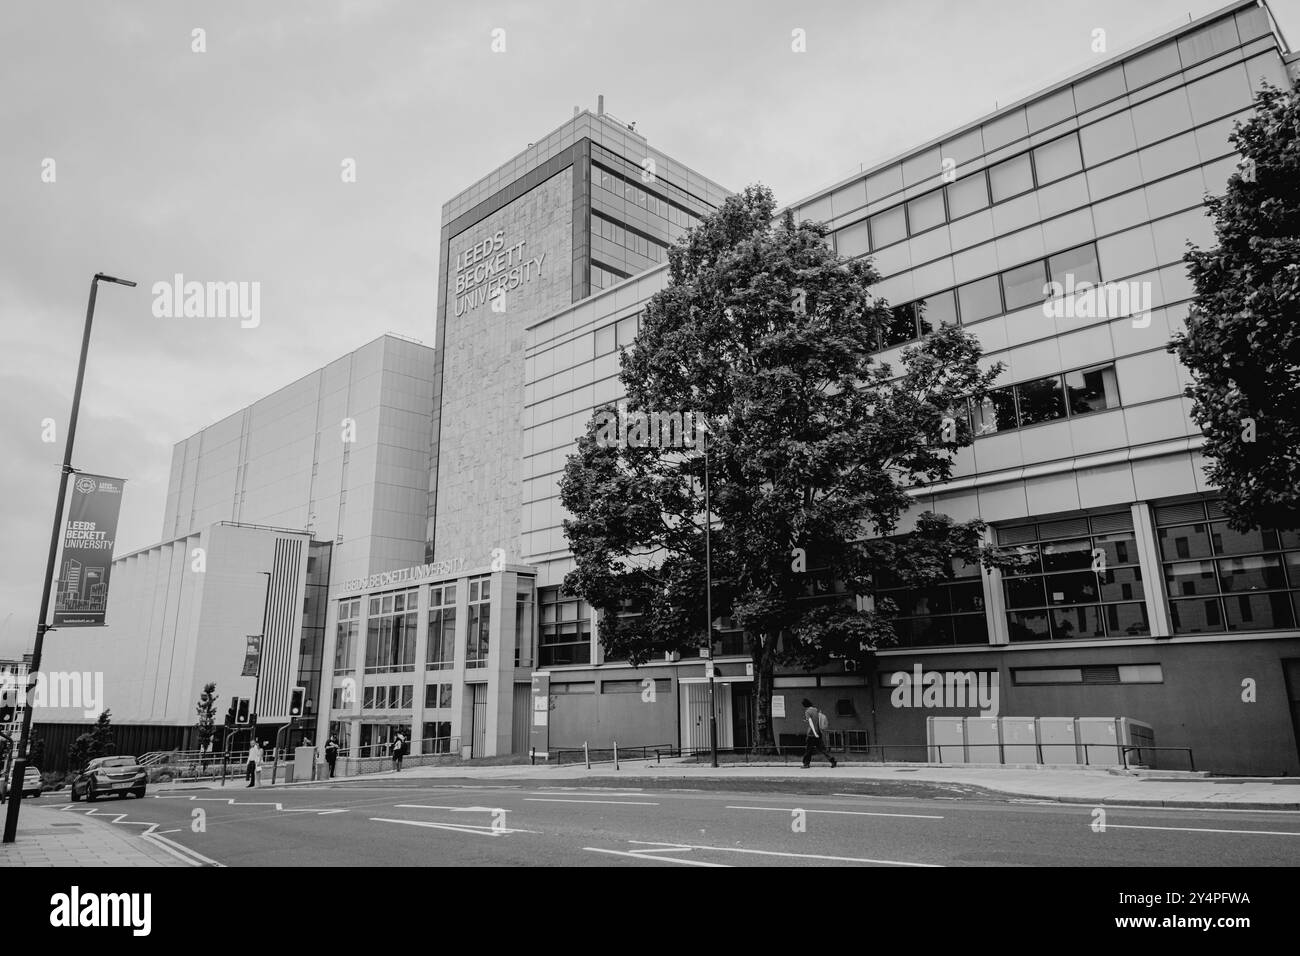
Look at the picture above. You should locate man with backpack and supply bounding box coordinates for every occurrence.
[391,732,405,772]
[801,698,837,769]
[324,735,339,778]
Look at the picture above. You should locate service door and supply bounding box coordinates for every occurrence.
[679,682,733,752]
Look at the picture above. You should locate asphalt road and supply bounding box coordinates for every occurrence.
[38,777,1300,867]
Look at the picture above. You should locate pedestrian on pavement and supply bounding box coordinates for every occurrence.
[800,698,837,769]
[325,735,339,778]
[392,732,405,772]
[246,740,264,787]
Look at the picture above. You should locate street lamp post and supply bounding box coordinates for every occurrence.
[702,420,719,769]
[3,273,135,844]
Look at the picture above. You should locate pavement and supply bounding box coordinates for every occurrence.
[0,801,193,867]
[255,758,1300,810]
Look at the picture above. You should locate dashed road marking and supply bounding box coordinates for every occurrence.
[726,805,943,820]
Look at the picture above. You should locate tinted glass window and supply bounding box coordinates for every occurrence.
[1064,364,1119,414]
[957,275,1002,322]
[1048,244,1102,288]
[1002,260,1048,311]
[989,154,1034,202]
[881,303,918,348]
[916,289,958,333]
[907,190,946,234]
[836,219,870,259]
[870,206,907,247]
[972,386,1018,434]
[1015,376,1067,426]
[945,173,989,218]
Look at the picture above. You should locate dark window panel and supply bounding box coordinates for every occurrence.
[1015,376,1067,426]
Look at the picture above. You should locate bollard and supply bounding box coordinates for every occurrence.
[613,740,619,771]
[584,741,590,770]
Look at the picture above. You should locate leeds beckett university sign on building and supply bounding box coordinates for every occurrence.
[340,557,466,594]
[452,230,546,317]
[53,474,125,626]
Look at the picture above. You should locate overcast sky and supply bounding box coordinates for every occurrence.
[2,0,1296,657]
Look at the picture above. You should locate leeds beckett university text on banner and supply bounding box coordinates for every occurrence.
[52,474,125,626]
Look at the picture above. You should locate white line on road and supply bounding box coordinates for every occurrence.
[584,847,731,866]
[627,840,941,866]
[370,816,536,836]
[1100,823,1300,837]
[153,795,347,814]
[727,805,943,820]
[525,797,659,806]
[395,805,506,813]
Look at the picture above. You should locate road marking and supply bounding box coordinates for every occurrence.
[395,804,506,813]
[832,793,922,800]
[525,797,659,806]
[726,805,943,820]
[1100,823,1300,837]
[584,847,731,866]
[627,840,940,866]
[59,805,223,866]
[153,795,347,814]
[370,816,536,836]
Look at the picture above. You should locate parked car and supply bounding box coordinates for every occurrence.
[0,766,43,801]
[69,756,147,801]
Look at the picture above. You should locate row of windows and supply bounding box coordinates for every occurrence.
[548,678,672,695]
[591,262,631,292]
[539,587,592,667]
[363,684,413,710]
[592,213,668,264]
[833,132,1086,258]
[591,162,701,230]
[967,362,1120,437]
[424,682,454,709]
[591,143,717,216]
[1156,500,1300,635]
[812,7,1264,242]
[876,242,1101,351]
[593,311,640,356]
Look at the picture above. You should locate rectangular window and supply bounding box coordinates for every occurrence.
[999,510,1148,641]
[465,576,491,668]
[1032,134,1083,185]
[957,275,1003,323]
[422,721,453,753]
[427,584,457,670]
[1064,364,1120,415]
[907,190,946,234]
[594,324,616,356]
[1001,260,1048,311]
[875,555,988,649]
[515,586,535,668]
[880,303,919,349]
[989,153,1034,202]
[602,678,671,694]
[835,219,870,259]
[869,205,907,247]
[1014,376,1067,426]
[363,686,375,709]
[972,386,1017,435]
[538,587,592,666]
[334,599,360,673]
[916,289,959,334]
[1156,500,1299,634]
[616,315,638,349]
[364,588,418,674]
[1048,243,1102,289]
[945,172,989,218]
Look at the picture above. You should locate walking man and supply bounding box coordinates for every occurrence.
[246,739,264,787]
[800,698,837,769]
[324,735,339,778]
[391,732,405,772]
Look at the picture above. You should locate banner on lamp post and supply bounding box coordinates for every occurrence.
[242,635,263,677]
[52,473,125,627]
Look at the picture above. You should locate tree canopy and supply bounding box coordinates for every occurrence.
[561,184,1011,748]
[1175,79,1300,532]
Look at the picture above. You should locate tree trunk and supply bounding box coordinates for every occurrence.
[752,634,778,753]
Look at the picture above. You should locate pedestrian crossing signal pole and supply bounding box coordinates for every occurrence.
[4,273,135,844]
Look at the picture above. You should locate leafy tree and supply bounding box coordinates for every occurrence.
[25,731,43,771]
[67,709,114,771]
[195,682,218,753]
[561,185,1014,750]
[1174,79,1300,532]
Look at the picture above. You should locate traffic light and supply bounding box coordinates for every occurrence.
[224,704,236,728]
[235,697,250,725]
[0,686,15,724]
[248,712,257,728]
[289,687,306,718]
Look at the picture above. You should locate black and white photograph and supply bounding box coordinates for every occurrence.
[1,0,1298,934]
